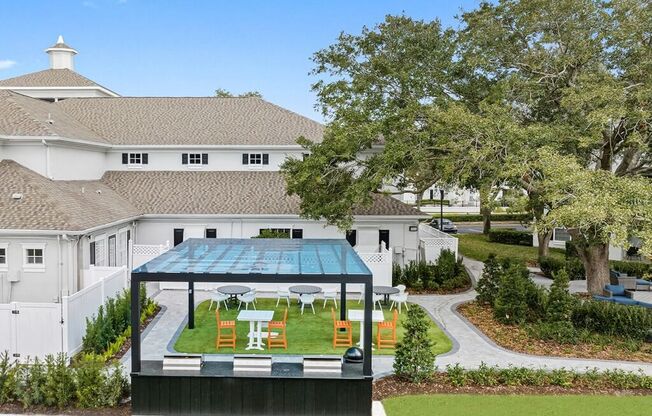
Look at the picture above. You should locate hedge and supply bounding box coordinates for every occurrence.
[540,255,652,281]
[538,256,586,280]
[571,300,652,341]
[419,199,450,206]
[435,212,532,222]
[488,229,532,246]
[392,250,469,291]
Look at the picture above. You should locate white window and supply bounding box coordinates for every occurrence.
[250,154,262,165]
[242,153,269,166]
[22,243,45,271]
[0,244,7,271]
[188,153,202,165]
[129,153,142,165]
[94,235,107,266]
[553,228,572,242]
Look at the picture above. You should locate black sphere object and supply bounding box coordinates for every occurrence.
[343,347,364,363]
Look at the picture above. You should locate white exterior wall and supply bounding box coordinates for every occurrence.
[1,142,48,177]
[49,145,107,180]
[134,216,420,265]
[106,149,305,171]
[0,236,70,303]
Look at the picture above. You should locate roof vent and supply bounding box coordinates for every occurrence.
[96,189,102,194]
[11,193,23,200]
[46,113,54,124]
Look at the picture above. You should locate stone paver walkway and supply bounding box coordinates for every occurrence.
[124,261,652,377]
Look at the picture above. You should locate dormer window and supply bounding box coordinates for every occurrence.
[182,153,208,165]
[242,153,269,166]
[122,153,148,166]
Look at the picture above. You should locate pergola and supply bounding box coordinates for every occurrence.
[129,238,375,415]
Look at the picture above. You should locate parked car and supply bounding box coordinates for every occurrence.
[430,218,458,234]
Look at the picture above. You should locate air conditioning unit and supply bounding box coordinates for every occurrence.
[7,270,20,282]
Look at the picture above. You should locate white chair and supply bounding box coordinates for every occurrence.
[299,294,316,315]
[323,289,338,309]
[208,290,230,311]
[276,287,291,307]
[373,294,384,310]
[389,291,409,313]
[237,291,257,310]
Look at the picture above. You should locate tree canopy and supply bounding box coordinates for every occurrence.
[214,88,262,98]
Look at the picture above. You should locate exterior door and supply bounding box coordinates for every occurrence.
[108,235,116,267]
[379,230,390,250]
[173,229,184,246]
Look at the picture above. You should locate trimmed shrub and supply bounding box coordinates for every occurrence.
[488,229,532,246]
[420,199,450,206]
[393,306,436,382]
[610,260,652,278]
[538,255,585,280]
[526,321,580,344]
[546,269,576,323]
[435,212,532,222]
[493,262,533,325]
[0,352,18,405]
[476,254,502,306]
[43,354,75,408]
[15,357,46,408]
[393,250,469,292]
[571,300,652,341]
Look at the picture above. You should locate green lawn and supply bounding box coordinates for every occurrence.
[383,394,652,416]
[457,233,565,265]
[174,299,452,356]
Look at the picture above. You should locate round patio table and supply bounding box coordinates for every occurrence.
[217,285,252,302]
[373,286,399,305]
[288,285,322,295]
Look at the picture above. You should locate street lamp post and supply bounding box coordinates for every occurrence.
[440,189,444,231]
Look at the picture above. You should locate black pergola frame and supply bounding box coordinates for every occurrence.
[130,242,375,377]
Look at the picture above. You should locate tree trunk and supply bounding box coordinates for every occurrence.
[479,186,491,234]
[537,231,552,257]
[415,192,423,209]
[576,243,610,295]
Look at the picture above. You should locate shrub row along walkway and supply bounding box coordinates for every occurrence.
[122,260,652,377]
[413,257,652,376]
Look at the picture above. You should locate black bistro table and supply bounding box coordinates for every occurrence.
[217,285,252,302]
[373,285,399,305]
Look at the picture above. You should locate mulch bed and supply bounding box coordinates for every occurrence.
[458,301,652,362]
[0,403,131,415]
[111,304,162,361]
[373,374,652,400]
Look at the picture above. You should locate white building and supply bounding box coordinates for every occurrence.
[0,36,430,307]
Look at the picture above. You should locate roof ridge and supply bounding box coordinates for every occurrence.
[5,92,57,136]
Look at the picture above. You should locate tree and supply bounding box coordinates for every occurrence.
[545,269,576,323]
[282,15,488,229]
[459,0,652,254]
[533,149,652,294]
[214,88,262,98]
[393,306,436,382]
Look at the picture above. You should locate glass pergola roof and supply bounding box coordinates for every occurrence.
[133,238,372,276]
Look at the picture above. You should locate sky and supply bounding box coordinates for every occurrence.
[0,0,478,121]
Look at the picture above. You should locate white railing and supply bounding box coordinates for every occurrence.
[62,266,128,357]
[419,223,459,262]
[0,266,128,362]
[356,245,393,286]
[131,240,170,270]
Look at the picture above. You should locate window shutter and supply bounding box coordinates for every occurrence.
[89,242,96,265]
[242,153,249,165]
[202,153,208,165]
[182,153,188,164]
[262,154,269,165]
[142,153,149,164]
[122,153,128,164]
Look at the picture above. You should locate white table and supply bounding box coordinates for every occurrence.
[348,309,384,349]
[237,310,274,350]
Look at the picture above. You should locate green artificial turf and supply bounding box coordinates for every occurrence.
[457,233,565,265]
[174,299,452,356]
[383,394,652,416]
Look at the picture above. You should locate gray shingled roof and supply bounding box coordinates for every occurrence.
[55,97,324,145]
[0,160,140,231]
[100,170,423,217]
[0,69,101,88]
[0,162,423,231]
[0,90,108,143]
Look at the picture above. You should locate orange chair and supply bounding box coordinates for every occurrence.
[331,308,353,348]
[377,309,398,349]
[268,308,288,350]
[215,309,236,350]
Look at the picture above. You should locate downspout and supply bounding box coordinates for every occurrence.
[56,235,63,302]
[42,139,52,179]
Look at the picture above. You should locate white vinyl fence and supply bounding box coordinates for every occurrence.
[356,245,393,287]
[0,266,128,362]
[418,223,459,263]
